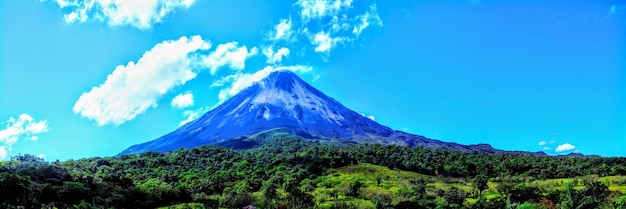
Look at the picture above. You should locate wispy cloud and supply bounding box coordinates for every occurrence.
[555,143,576,152]
[538,140,556,152]
[296,0,382,55]
[260,0,383,63]
[312,75,321,82]
[73,35,210,126]
[171,92,194,109]
[213,65,313,103]
[203,42,258,74]
[538,140,556,146]
[610,4,626,15]
[179,106,211,126]
[353,4,383,37]
[296,0,353,21]
[0,147,6,160]
[42,0,196,29]
[0,114,49,159]
[312,31,345,53]
[262,46,291,64]
[358,112,376,121]
[203,0,383,109]
[180,65,313,126]
[269,18,295,42]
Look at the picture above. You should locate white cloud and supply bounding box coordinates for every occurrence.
[0,114,50,145]
[261,0,382,58]
[213,65,313,103]
[358,112,375,121]
[295,0,353,21]
[0,146,6,160]
[312,31,345,53]
[73,36,262,126]
[178,106,211,127]
[44,0,196,29]
[555,143,576,152]
[353,4,383,37]
[270,18,294,41]
[73,35,211,126]
[539,140,556,146]
[262,46,290,64]
[367,115,376,121]
[38,154,46,159]
[330,15,350,33]
[171,92,194,108]
[0,114,49,159]
[543,147,551,150]
[204,42,258,74]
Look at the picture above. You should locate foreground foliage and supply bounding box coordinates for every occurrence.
[1,136,626,209]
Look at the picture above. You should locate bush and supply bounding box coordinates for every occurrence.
[509,185,541,204]
[444,187,466,206]
[347,180,363,197]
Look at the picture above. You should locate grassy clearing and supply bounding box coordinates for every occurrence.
[313,163,430,208]
[311,163,626,208]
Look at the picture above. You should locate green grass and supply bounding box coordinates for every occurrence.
[313,163,431,208]
[600,176,626,193]
[158,202,207,209]
[311,163,626,208]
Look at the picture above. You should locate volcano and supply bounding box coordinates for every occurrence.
[119,70,544,156]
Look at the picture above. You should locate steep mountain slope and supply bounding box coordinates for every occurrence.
[119,70,545,156]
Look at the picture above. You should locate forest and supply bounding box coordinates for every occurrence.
[1,135,626,209]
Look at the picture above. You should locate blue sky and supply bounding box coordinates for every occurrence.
[0,0,624,161]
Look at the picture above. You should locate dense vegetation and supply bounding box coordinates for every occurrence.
[1,135,626,209]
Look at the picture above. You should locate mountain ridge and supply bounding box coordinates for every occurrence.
[119,70,546,156]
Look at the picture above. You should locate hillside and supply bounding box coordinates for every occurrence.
[119,70,544,157]
[2,138,626,209]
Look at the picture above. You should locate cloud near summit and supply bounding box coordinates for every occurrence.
[177,65,313,127]
[72,0,385,126]
[171,92,194,109]
[73,35,259,126]
[73,36,210,126]
[261,0,383,58]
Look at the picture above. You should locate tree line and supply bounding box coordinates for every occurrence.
[1,137,625,208]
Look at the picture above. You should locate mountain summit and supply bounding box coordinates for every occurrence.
[119,70,542,156]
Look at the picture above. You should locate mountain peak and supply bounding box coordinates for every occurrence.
[119,70,398,155]
[258,70,303,91]
[119,70,537,156]
[247,71,343,124]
